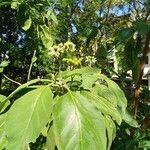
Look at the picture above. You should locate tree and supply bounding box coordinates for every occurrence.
[0,0,150,149]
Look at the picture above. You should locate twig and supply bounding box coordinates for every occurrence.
[27,50,36,81]
[3,74,21,85]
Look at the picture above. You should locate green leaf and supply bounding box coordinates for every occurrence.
[135,20,150,35]
[103,116,116,150]
[124,38,140,83]
[0,68,3,73]
[60,67,100,79]
[22,16,32,31]
[0,94,9,113]
[100,77,127,115]
[5,86,53,150]
[117,27,134,42]
[123,112,139,128]
[40,25,53,49]
[0,95,6,102]
[0,61,9,67]
[138,140,150,148]
[11,1,19,9]
[0,114,7,150]
[92,84,118,107]
[31,56,37,63]
[51,13,58,25]
[53,91,107,150]
[7,79,51,100]
[0,2,12,7]
[81,74,100,90]
[81,90,122,124]
[47,127,56,150]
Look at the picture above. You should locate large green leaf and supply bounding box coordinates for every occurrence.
[99,77,127,115]
[60,67,100,79]
[81,74,101,90]
[103,116,116,150]
[0,114,7,150]
[5,86,53,150]
[53,91,107,150]
[81,90,122,124]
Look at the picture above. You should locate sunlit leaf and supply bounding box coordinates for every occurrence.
[47,127,56,150]
[81,90,122,124]
[5,86,53,150]
[53,91,107,150]
[51,13,58,25]
[0,61,9,68]
[0,95,9,113]
[22,16,32,31]
[123,111,139,128]
[0,114,7,150]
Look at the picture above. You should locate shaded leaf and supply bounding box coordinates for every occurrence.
[135,21,150,35]
[138,140,150,148]
[117,27,134,42]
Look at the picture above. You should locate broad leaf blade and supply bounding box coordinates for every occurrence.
[103,116,116,150]
[123,111,139,128]
[60,67,100,79]
[100,77,127,115]
[47,127,56,150]
[5,86,53,150]
[53,91,107,150]
[0,114,7,150]
[81,90,122,124]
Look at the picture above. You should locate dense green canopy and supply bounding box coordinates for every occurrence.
[0,0,150,149]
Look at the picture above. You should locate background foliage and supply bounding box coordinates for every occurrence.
[0,0,150,149]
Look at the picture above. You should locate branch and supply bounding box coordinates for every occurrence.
[3,74,21,86]
[141,112,150,132]
[27,50,36,81]
[132,32,150,119]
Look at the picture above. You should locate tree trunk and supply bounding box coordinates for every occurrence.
[132,32,150,119]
